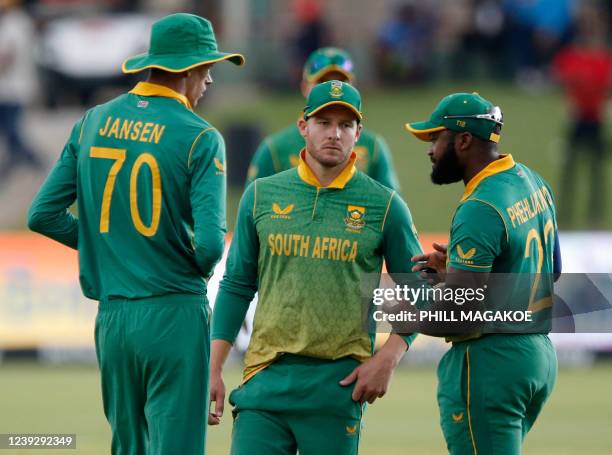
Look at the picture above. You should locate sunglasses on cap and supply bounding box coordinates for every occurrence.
[443,106,504,126]
[305,54,354,80]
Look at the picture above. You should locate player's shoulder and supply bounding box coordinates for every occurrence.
[452,198,507,243]
[358,127,380,142]
[262,124,302,149]
[355,127,379,149]
[476,159,551,201]
[254,167,298,187]
[516,162,551,188]
[352,170,396,201]
[85,93,128,117]
[467,158,521,202]
[163,104,217,137]
[90,92,215,133]
[250,168,300,204]
[456,197,499,217]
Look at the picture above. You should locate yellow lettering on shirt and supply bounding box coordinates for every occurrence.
[507,207,517,228]
[312,236,321,258]
[150,124,166,144]
[130,121,142,140]
[140,122,154,142]
[97,116,165,143]
[119,119,134,140]
[300,236,310,257]
[321,237,329,257]
[99,117,111,136]
[267,233,358,262]
[348,241,358,262]
[107,118,120,138]
[505,186,554,229]
[329,237,338,260]
[268,234,275,255]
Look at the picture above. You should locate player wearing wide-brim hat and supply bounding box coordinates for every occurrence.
[210,80,424,454]
[122,13,244,73]
[29,12,243,455]
[246,47,400,191]
[407,92,561,454]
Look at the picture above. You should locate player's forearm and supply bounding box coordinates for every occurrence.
[27,146,79,249]
[211,284,253,343]
[211,339,233,375]
[193,228,225,278]
[375,334,409,368]
[27,207,78,249]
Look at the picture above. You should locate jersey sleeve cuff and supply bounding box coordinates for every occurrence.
[448,261,493,272]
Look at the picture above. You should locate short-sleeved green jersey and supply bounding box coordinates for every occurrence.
[447,154,558,329]
[246,123,400,191]
[28,82,227,301]
[213,151,423,381]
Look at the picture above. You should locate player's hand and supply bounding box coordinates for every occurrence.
[411,242,448,284]
[208,372,225,425]
[339,340,404,404]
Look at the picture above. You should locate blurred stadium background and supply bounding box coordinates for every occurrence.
[1,0,611,453]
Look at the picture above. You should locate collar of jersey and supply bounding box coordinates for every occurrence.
[129,82,192,110]
[461,154,515,202]
[297,149,357,189]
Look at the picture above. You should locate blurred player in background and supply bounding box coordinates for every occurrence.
[28,13,243,454]
[209,81,423,454]
[0,0,42,180]
[246,47,400,191]
[407,92,561,454]
[552,3,611,229]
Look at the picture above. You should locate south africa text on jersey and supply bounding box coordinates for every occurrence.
[98,116,166,144]
[268,233,358,262]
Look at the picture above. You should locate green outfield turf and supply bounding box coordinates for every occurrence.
[1,361,611,454]
[202,83,612,233]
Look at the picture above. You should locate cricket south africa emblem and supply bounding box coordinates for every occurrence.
[330,81,343,98]
[345,205,366,231]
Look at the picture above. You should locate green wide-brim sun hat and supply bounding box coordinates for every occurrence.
[122,13,244,74]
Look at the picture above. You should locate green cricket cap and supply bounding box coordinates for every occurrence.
[405,92,503,143]
[303,80,363,122]
[303,47,355,83]
[122,13,244,74]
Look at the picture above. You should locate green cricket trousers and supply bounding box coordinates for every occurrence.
[229,354,366,455]
[95,293,210,455]
[437,334,557,455]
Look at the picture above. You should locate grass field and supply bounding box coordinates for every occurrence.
[1,361,611,454]
[202,83,612,232]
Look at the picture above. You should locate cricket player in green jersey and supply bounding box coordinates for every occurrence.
[406,93,562,454]
[27,13,243,455]
[246,47,400,191]
[209,80,424,454]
